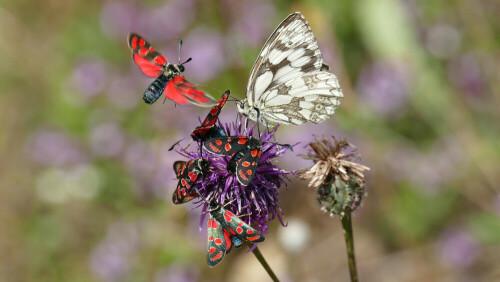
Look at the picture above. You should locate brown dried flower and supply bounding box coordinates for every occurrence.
[299,136,370,216]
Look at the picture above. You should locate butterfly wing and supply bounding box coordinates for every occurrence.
[191,90,230,140]
[244,12,343,125]
[207,216,229,267]
[128,33,168,78]
[165,76,217,106]
[219,207,265,243]
[203,136,255,156]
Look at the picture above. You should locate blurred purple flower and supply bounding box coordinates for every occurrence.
[384,137,463,191]
[438,228,479,268]
[90,122,126,158]
[226,0,276,47]
[100,2,140,40]
[154,263,199,282]
[425,23,461,59]
[101,0,194,42]
[124,140,162,199]
[447,54,485,97]
[176,116,292,233]
[90,221,141,282]
[182,28,227,82]
[357,60,413,117]
[107,74,141,110]
[137,0,195,41]
[72,59,109,99]
[26,129,85,166]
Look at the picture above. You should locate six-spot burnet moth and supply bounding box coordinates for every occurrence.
[127,33,216,106]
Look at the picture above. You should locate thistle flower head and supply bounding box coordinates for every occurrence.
[176,116,292,232]
[299,136,370,216]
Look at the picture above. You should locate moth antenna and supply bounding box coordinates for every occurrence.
[180,57,192,65]
[176,37,183,64]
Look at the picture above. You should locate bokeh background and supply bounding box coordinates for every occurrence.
[1,0,500,281]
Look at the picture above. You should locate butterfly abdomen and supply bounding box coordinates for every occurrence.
[143,73,169,104]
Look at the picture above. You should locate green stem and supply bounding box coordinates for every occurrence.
[250,244,279,282]
[341,213,358,282]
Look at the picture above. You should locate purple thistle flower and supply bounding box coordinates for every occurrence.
[175,116,292,233]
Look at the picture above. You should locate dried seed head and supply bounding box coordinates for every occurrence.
[299,136,370,215]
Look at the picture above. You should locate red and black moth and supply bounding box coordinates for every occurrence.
[206,201,265,267]
[127,33,216,106]
[172,159,210,204]
[203,136,263,186]
[191,90,230,142]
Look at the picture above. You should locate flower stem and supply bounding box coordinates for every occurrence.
[250,244,279,282]
[341,213,358,282]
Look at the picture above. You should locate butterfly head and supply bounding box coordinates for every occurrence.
[236,100,269,126]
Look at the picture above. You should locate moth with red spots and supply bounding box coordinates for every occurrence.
[172,159,210,204]
[203,136,263,186]
[191,90,230,142]
[206,201,264,267]
[127,33,216,106]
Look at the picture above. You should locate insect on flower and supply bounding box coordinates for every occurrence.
[236,12,343,126]
[127,33,217,106]
[168,90,230,152]
[191,90,230,142]
[203,136,263,186]
[172,158,210,204]
[206,201,265,267]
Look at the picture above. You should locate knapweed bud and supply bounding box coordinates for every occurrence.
[317,174,365,216]
[299,136,370,216]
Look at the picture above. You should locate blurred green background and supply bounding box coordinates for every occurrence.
[1,0,500,281]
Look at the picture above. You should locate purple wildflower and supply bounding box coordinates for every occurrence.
[175,116,292,233]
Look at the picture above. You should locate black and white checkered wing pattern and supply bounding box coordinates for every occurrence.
[244,12,343,125]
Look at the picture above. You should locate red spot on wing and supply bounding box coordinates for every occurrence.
[149,46,155,52]
[216,140,222,146]
[131,37,138,49]
[238,170,249,181]
[242,161,250,167]
[246,169,253,176]
[211,220,219,228]
[247,236,261,241]
[236,227,243,234]
[224,214,231,222]
[225,143,231,151]
[210,251,223,261]
[229,228,236,235]
[139,39,145,47]
[238,222,244,226]
[209,142,220,153]
[209,247,216,254]
[188,171,197,181]
[139,47,149,56]
[154,55,168,65]
[208,236,214,241]
[238,138,247,144]
[225,210,235,217]
[181,179,187,186]
[247,229,254,234]
[251,149,258,157]
[214,238,223,245]
[258,151,262,157]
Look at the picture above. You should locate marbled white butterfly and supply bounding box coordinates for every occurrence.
[236,12,343,126]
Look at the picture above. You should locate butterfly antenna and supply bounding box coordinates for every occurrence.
[163,97,167,104]
[176,37,183,64]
